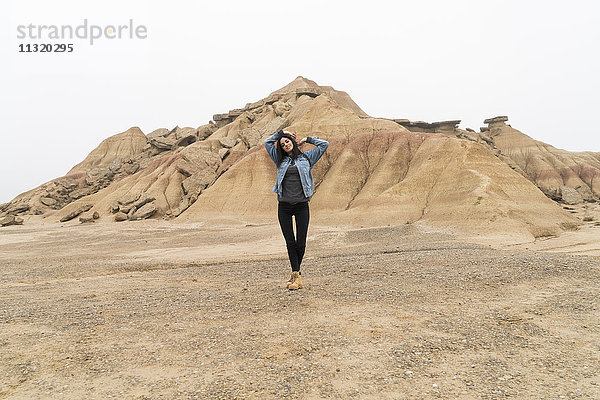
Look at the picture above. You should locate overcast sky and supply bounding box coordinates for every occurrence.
[1,0,599,204]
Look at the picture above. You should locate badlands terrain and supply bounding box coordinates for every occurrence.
[1,76,599,398]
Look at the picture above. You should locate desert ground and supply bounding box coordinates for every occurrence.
[1,211,599,399]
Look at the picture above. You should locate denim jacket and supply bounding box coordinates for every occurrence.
[264,130,329,199]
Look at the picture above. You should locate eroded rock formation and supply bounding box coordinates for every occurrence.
[474,116,600,204]
[2,76,595,241]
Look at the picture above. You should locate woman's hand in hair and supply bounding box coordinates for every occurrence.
[283,130,296,141]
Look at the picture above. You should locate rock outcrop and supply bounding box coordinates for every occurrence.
[182,128,577,241]
[60,204,93,222]
[0,216,24,227]
[394,115,600,206]
[477,116,600,202]
[394,119,461,134]
[68,127,147,174]
[79,211,99,223]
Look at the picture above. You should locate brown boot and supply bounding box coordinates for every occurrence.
[286,272,295,288]
[288,271,302,290]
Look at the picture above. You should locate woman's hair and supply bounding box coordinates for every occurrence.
[276,133,304,166]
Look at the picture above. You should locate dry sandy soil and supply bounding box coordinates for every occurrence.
[501,202,600,256]
[1,214,599,399]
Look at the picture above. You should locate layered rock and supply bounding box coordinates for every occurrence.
[270,76,369,117]
[1,77,591,241]
[0,127,149,220]
[180,128,577,242]
[397,115,600,206]
[52,140,221,222]
[478,116,600,203]
[394,119,460,134]
[0,216,24,227]
[68,127,147,174]
[177,86,579,241]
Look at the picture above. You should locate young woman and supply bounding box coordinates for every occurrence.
[264,129,329,290]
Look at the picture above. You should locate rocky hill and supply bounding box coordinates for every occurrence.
[480,116,600,203]
[2,76,597,241]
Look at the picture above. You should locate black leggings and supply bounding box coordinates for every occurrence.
[277,201,310,272]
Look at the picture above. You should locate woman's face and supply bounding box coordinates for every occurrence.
[280,137,294,154]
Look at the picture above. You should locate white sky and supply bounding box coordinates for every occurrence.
[1,0,599,204]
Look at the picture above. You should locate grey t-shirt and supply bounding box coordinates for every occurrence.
[278,160,309,203]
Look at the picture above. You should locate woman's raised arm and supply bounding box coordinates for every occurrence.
[264,129,283,164]
[303,136,329,167]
